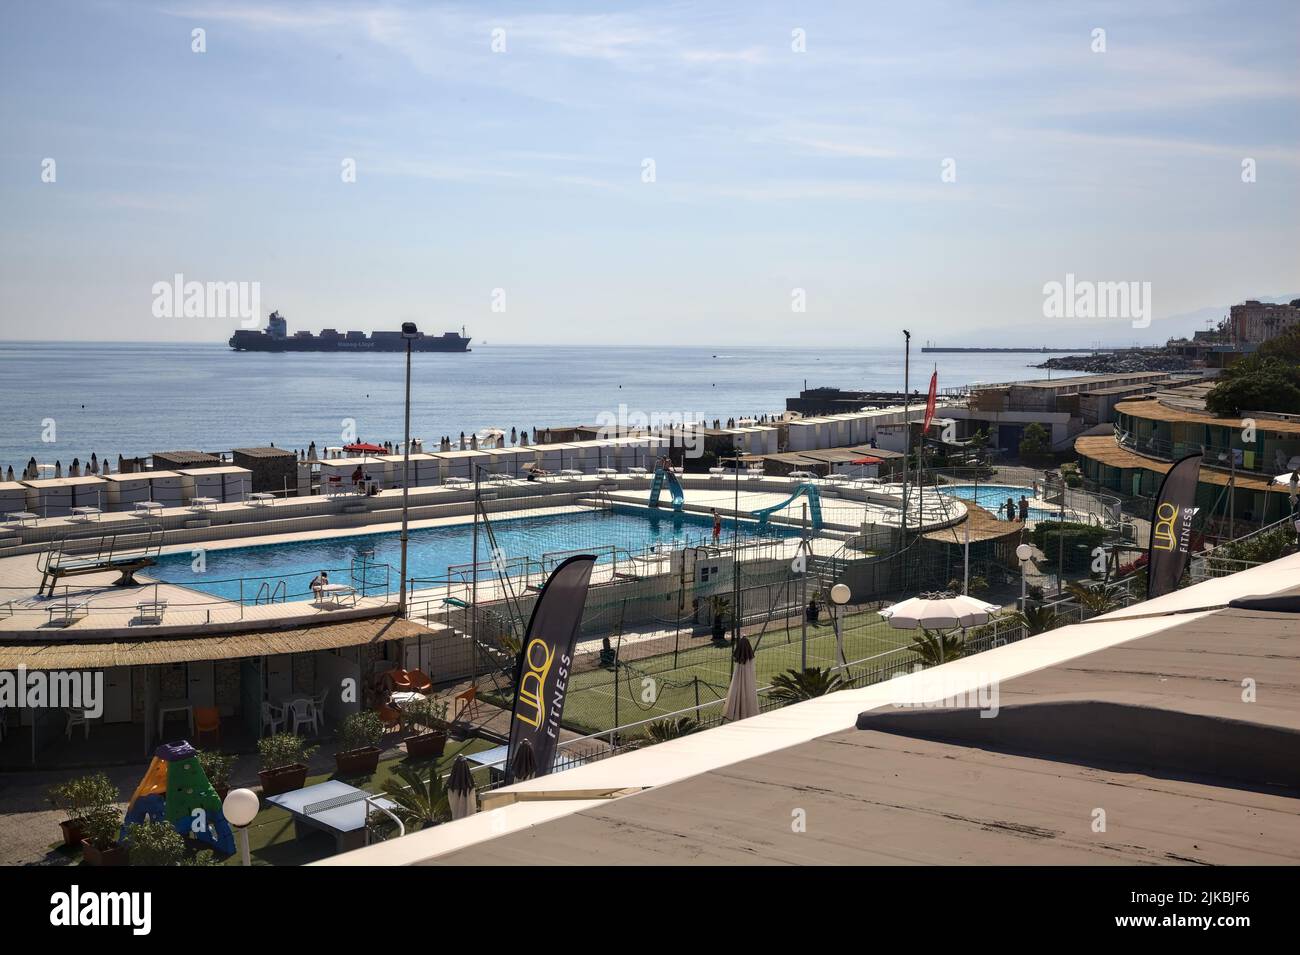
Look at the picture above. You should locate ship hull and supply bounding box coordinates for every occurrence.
[229,333,470,352]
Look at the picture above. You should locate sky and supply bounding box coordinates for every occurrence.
[0,0,1297,346]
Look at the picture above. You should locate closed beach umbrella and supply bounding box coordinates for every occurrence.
[448,755,477,820]
[510,738,537,782]
[878,594,1000,630]
[723,636,759,722]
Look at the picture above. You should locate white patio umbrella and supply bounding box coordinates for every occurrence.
[722,636,759,722]
[447,755,477,820]
[878,594,1001,630]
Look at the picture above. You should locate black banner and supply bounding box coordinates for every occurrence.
[1147,453,1202,599]
[505,554,596,782]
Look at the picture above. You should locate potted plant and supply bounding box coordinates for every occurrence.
[257,733,317,796]
[334,711,384,776]
[196,749,235,800]
[49,773,118,849]
[709,595,730,645]
[80,805,128,866]
[402,698,449,760]
[125,819,187,867]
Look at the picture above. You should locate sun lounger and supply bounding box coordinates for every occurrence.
[136,599,168,623]
[314,583,358,607]
[47,601,88,627]
[70,506,102,522]
[8,511,38,527]
[189,497,218,512]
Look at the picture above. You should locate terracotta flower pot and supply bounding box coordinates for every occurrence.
[60,818,87,849]
[81,839,129,867]
[258,763,309,796]
[404,731,446,759]
[334,746,381,776]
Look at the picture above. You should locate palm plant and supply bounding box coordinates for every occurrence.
[382,763,451,831]
[1066,580,1128,616]
[1011,604,1059,636]
[644,716,700,743]
[768,666,844,704]
[909,628,967,665]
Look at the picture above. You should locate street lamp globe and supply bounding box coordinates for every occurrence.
[830,583,851,605]
[222,788,259,828]
[401,322,418,339]
[1016,543,1032,562]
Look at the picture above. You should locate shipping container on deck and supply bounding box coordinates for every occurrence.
[20,477,106,517]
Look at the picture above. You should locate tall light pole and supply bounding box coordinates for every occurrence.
[1016,543,1032,611]
[398,322,418,614]
[901,330,911,558]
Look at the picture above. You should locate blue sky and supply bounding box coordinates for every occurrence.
[0,0,1296,345]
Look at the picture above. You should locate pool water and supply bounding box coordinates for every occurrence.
[935,484,1058,522]
[149,505,796,602]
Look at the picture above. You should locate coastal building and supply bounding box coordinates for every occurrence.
[1229,299,1300,345]
[1075,381,1300,522]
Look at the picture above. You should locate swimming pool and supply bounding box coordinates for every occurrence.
[935,484,1058,522]
[149,506,796,602]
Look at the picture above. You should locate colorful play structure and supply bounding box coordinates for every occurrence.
[121,740,236,856]
[649,467,685,511]
[752,482,823,531]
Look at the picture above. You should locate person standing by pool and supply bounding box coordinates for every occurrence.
[310,570,329,598]
[712,508,722,542]
[1018,495,1029,522]
[1006,496,1017,521]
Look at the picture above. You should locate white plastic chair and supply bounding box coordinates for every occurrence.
[261,701,285,737]
[310,689,330,733]
[287,698,315,736]
[65,709,90,741]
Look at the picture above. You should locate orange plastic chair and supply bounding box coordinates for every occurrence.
[376,704,402,734]
[194,706,221,747]
[384,668,414,692]
[453,685,481,723]
[408,669,434,694]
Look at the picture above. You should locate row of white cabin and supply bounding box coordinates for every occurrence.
[315,436,675,490]
[785,407,916,453]
[0,467,255,518]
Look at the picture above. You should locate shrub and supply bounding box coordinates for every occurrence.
[257,734,318,772]
[402,698,449,735]
[49,773,118,820]
[126,820,187,867]
[768,667,844,703]
[1031,521,1107,571]
[196,750,235,790]
[81,805,123,850]
[337,711,385,753]
[645,716,700,742]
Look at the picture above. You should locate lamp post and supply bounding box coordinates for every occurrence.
[1016,542,1032,612]
[829,582,851,677]
[222,788,259,866]
[399,322,418,614]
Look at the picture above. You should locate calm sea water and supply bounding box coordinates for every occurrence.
[0,341,1083,469]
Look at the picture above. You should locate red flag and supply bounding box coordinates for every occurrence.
[922,370,938,434]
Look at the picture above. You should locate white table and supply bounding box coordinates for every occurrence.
[626,467,648,475]
[7,511,38,526]
[47,601,87,627]
[559,469,584,478]
[314,583,357,607]
[444,477,471,485]
[190,497,218,512]
[70,506,102,521]
[596,468,617,476]
[133,501,163,516]
[157,700,193,738]
[247,492,275,506]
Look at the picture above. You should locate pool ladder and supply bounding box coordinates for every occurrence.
[254,580,287,604]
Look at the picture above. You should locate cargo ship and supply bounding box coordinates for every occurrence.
[229,311,471,352]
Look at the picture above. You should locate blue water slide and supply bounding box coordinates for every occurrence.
[752,482,823,530]
[649,467,685,511]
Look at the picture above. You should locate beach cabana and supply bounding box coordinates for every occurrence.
[379,453,440,488]
[102,472,154,511]
[177,466,252,503]
[144,471,187,508]
[429,449,491,483]
[0,481,35,517]
[22,476,107,517]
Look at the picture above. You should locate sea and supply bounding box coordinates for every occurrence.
[0,341,1086,470]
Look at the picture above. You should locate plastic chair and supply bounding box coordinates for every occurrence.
[65,709,90,741]
[408,669,434,694]
[311,688,330,732]
[287,698,315,736]
[376,703,402,734]
[194,706,221,747]
[453,685,481,724]
[261,701,285,737]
